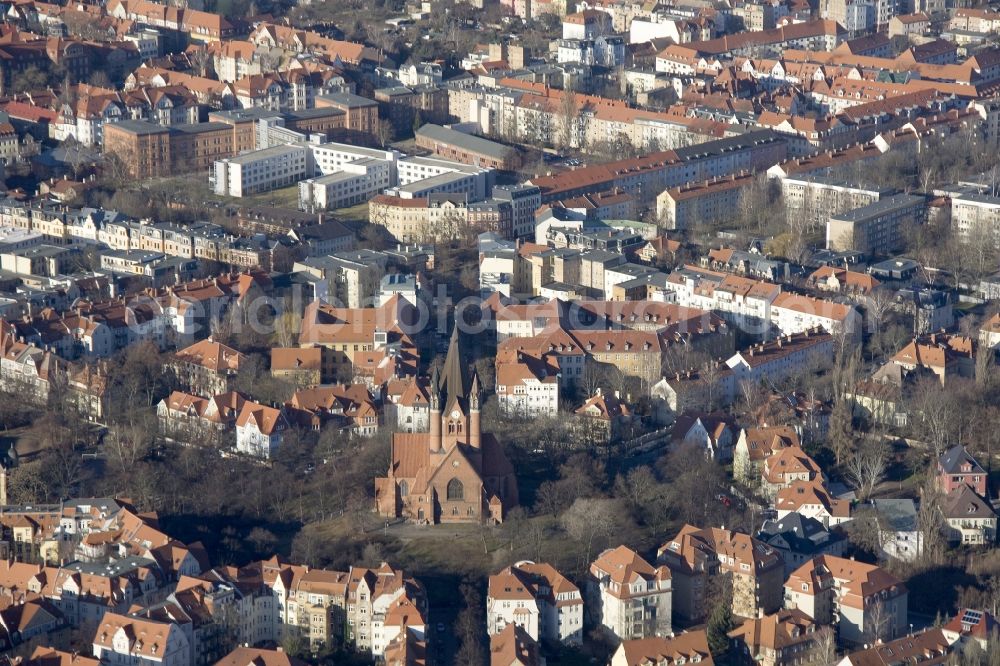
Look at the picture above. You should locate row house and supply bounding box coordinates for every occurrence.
[487,561,583,645]
[107,0,234,41]
[610,630,714,666]
[345,563,426,655]
[658,524,784,623]
[156,390,246,443]
[285,384,379,437]
[53,85,125,147]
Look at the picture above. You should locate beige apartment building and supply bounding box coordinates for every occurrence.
[780,175,887,232]
[657,173,756,231]
[827,193,926,255]
[658,524,784,623]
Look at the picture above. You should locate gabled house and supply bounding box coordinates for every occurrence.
[487,560,583,645]
[775,480,852,527]
[671,412,737,461]
[235,401,288,459]
[610,630,714,666]
[728,609,821,666]
[870,498,922,561]
[942,609,999,652]
[758,513,845,576]
[734,426,800,486]
[762,446,822,498]
[937,445,988,497]
[574,389,634,443]
[940,485,997,546]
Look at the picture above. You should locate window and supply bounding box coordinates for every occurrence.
[399,480,408,497]
[447,478,464,501]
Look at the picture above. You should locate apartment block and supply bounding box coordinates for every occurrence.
[784,555,907,645]
[487,561,583,645]
[213,144,310,197]
[658,525,784,623]
[826,193,926,255]
[586,546,672,641]
[415,124,521,171]
[104,120,242,180]
[780,175,889,231]
[657,173,756,231]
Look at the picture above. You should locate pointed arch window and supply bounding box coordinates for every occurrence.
[447,478,464,501]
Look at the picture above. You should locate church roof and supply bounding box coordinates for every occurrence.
[439,324,470,404]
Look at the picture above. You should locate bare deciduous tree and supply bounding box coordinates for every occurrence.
[844,436,890,500]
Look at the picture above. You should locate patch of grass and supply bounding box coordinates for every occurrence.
[333,202,369,224]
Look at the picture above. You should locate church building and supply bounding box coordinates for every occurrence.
[375,327,519,524]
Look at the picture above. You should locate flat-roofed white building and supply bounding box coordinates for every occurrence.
[213,144,310,197]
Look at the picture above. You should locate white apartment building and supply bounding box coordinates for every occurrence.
[299,158,394,211]
[93,613,191,666]
[213,144,310,197]
[784,555,908,646]
[488,561,584,645]
[395,155,492,201]
[235,401,287,458]
[495,356,560,418]
[950,192,1000,247]
[587,545,672,642]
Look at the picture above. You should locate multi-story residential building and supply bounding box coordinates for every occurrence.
[385,378,430,433]
[108,0,234,40]
[494,352,560,418]
[949,192,1000,248]
[758,514,846,576]
[728,609,821,666]
[285,384,379,437]
[826,193,927,256]
[838,628,952,666]
[528,130,787,203]
[415,124,521,171]
[733,426,800,487]
[656,173,756,231]
[726,330,835,387]
[293,250,388,308]
[610,630,714,666]
[937,445,988,496]
[269,348,323,387]
[92,612,191,666]
[487,561,583,645]
[170,340,245,397]
[784,555,908,645]
[941,609,999,652]
[345,563,426,655]
[775,480,852,527]
[156,390,246,442]
[235,401,288,458]
[779,175,888,232]
[213,144,311,198]
[315,93,379,138]
[761,446,822,498]
[658,525,784,623]
[941,485,997,546]
[586,545,672,641]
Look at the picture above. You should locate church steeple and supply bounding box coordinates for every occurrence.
[439,323,469,407]
[429,366,441,452]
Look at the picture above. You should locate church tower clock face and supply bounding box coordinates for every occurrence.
[451,409,460,419]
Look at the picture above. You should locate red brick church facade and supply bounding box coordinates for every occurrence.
[375,327,519,524]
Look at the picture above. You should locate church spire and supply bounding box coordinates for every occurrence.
[439,323,469,404]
